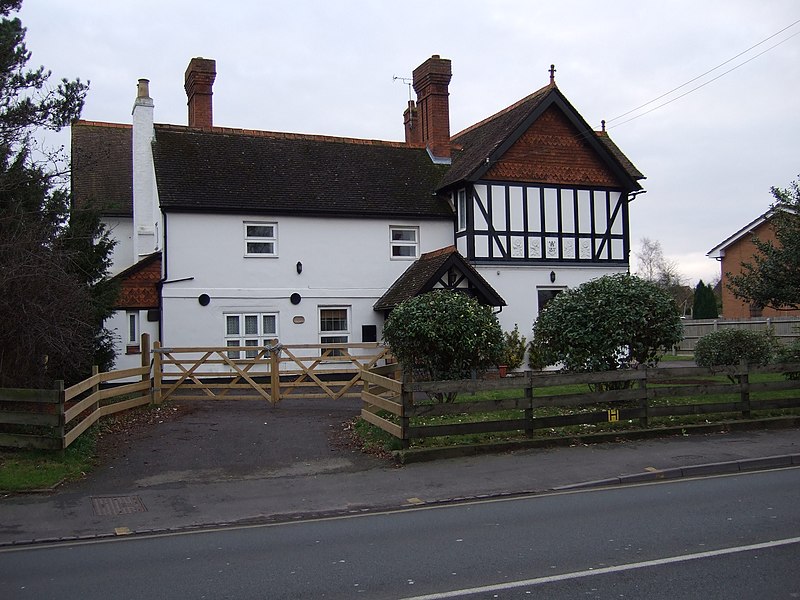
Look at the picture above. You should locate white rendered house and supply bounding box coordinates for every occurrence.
[71,56,644,371]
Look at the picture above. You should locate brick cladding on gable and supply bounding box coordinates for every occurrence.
[718,220,798,319]
[485,105,620,188]
[116,258,161,309]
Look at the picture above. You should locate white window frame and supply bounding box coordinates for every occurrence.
[457,189,467,232]
[319,306,350,357]
[389,225,419,260]
[126,311,139,344]
[244,221,278,258]
[225,312,279,359]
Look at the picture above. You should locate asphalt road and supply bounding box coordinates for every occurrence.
[2,467,798,599]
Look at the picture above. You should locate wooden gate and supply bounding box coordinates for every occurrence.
[153,341,391,404]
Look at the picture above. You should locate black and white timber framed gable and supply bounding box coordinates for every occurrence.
[374,246,506,314]
[439,82,645,266]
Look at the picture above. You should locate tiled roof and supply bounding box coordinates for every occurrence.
[111,252,162,310]
[152,125,454,219]
[374,246,506,311]
[71,121,133,217]
[596,132,645,180]
[439,84,643,190]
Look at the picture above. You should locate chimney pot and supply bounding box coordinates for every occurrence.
[137,79,150,99]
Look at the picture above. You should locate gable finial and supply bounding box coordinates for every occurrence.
[601,119,606,132]
[549,64,557,85]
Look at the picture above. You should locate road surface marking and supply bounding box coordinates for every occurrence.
[399,536,800,600]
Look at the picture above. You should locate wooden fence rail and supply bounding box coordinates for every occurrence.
[0,335,153,450]
[361,362,800,448]
[0,336,393,450]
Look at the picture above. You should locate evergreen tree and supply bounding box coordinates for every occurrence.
[693,280,719,319]
[0,0,115,387]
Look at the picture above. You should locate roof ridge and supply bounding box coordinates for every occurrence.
[420,245,457,260]
[154,123,426,149]
[451,83,553,140]
[73,120,132,130]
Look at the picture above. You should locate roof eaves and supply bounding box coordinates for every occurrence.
[706,208,783,257]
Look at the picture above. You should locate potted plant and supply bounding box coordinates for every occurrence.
[499,324,527,376]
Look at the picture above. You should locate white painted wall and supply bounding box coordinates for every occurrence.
[160,212,454,348]
[106,309,159,373]
[103,217,133,275]
[477,263,630,343]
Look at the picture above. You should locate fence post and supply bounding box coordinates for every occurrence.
[152,340,162,404]
[141,332,151,384]
[55,380,65,452]
[739,358,751,418]
[524,372,534,438]
[400,371,412,449]
[639,367,649,427]
[270,339,281,404]
[90,365,100,415]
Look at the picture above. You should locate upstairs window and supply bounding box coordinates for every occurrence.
[225,312,279,359]
[457,189,467,231]
[244,222,277,257]
[390,226,419,259]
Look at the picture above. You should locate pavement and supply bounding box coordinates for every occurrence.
[1,396,800,547]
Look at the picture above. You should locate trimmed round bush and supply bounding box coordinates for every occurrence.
[382,290,504,384]
[530,273,683,373]
[694,329,775,369]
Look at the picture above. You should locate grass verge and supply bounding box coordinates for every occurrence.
[0,429,97,492]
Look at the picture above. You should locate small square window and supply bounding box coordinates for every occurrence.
[390,226,419,259]
[244,221,278,257]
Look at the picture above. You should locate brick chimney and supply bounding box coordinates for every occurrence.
[412,55,452,160]
[403,100,422,145]
[184,57,216,128]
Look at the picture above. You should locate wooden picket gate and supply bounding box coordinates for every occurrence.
[153,341,392,404]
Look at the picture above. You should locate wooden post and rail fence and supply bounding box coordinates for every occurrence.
[360,361,800,449]
[0,334,392,450]
[3,329,800,452]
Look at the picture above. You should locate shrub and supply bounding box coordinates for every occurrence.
[530,274,683,379]
[694,329,776,380]
[776,339,800,380]
[500,324,527,370]
[382,290,504,401]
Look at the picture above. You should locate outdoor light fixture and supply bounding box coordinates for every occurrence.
[296,261,303,274]
[550,271,556,283]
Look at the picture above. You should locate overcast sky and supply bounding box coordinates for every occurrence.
[18,1,800,286]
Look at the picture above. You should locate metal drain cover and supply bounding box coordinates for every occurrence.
[91,496,147,516]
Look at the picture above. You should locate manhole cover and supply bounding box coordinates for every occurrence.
[91,496,147,516]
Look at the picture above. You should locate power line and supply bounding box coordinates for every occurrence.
[606,18,800,129]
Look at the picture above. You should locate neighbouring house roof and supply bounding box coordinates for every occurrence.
[374,246,506,311]
[71,121,133,217]
[112,252,162,309]
[151,125,453,219]
[439,84,644,191]
[706,206,795,258]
